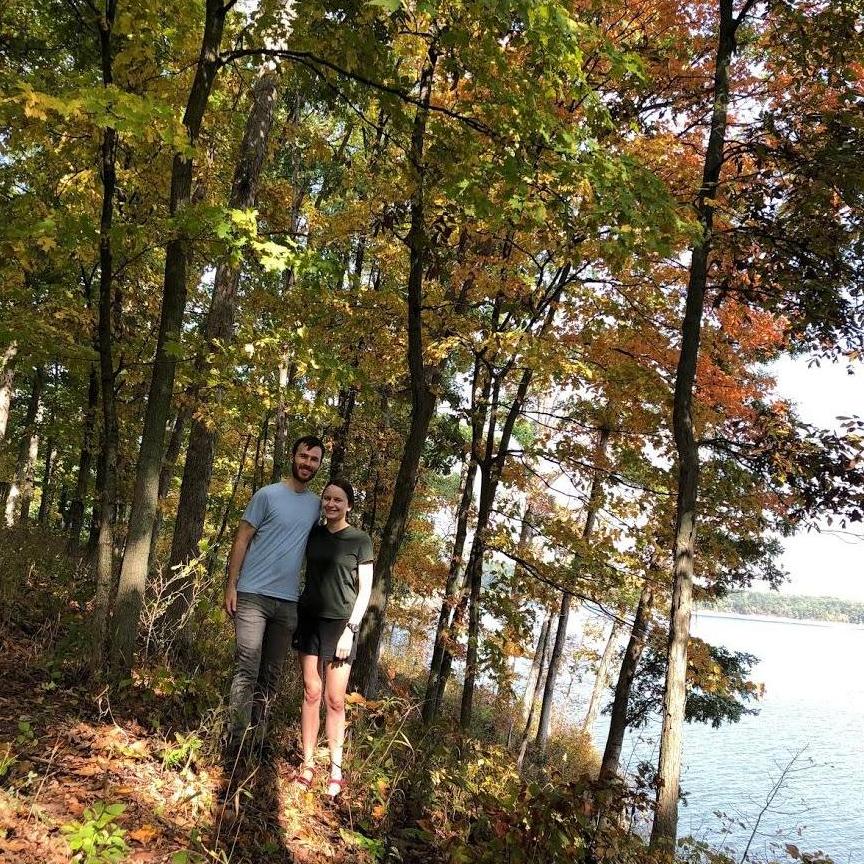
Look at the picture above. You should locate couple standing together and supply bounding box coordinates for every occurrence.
[224,435,373,798]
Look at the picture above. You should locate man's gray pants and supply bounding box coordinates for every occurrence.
[228,592,298,749]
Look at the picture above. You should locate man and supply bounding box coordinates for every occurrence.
[224,434,325,757]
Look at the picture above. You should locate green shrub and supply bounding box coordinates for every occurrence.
[61,801,128,864]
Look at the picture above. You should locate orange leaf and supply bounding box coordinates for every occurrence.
[129,825,159,845]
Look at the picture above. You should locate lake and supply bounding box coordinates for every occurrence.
[588,613,864,862]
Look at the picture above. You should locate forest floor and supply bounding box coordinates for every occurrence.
[0,624,430,864]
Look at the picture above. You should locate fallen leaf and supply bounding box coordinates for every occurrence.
[64,795,85,817]
[129,851,160,862]
[129,825,159,844]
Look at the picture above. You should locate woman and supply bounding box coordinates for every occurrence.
[293,478,373,797]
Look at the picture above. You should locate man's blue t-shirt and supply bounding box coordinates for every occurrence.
[236,482,320,601]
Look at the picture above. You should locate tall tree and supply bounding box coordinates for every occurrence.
[651,0,753,847]
[460,288,564,729]
[581,618,623,735]
[0,342,16,443]
[599,579,656,785]
[422,355,486,723]
[67,363,99,549]
[166,56,285,634]
[534,425,610,754]
[350,37,441,697]
[111,0,233,672]
[91,0,121,673]
[5,365,44,527]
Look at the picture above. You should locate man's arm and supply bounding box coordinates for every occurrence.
[224,520,257,616]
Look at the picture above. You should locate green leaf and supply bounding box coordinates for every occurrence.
[367,0,402,12]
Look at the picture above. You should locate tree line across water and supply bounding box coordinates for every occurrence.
[1,0,863,860]
[704,592,864,625]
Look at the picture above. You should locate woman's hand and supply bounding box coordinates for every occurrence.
[335,627,354,660]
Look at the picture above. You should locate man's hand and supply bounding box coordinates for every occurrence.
[224,583,238,617]
[335,627,354,660]
[225,520,256,619]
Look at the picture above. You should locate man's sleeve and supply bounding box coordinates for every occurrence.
[359,531,374,565]
[241,487,269,529]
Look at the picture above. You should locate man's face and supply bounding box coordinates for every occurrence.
[291,444,323,484]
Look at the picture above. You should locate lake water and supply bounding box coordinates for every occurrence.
[589,613,864,862]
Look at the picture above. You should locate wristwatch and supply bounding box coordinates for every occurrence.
[346,622,359,634]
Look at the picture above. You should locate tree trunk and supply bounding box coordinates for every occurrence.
[329,241,368,481]
[87,437,107,554]
[147,408,188,573]
[252,413,270,493]
[208,432,252,580]
[599,582,655,784]
[534,589,571,753]
[581,620,623,735]
[270,359,295,482]
[652,1,740,848]
[350,42,440,698]
[421,454,475,723]
[517,613,553,772]
[111,0,230,674]
[270,97,305,485]
[521,608,552,725]
[6,365,44,527]
[460,264,567,729]
[37,438,56,524]
[459,470,498,728]
[68,364,99,549]
[91,1,121,676]
[167,59,282,633]
[459,362,540,730]
[17,433,40,527]
[0,342,17,443]
[329,384,357,481]
[422,355,488,724]
[510,606,552,750]
[59,486,70,528]
[535,425,611,755]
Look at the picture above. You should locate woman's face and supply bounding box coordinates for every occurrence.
[322,485,351,522]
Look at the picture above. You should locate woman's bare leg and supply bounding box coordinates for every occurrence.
[299,653,323,781]
[324,660,352,794]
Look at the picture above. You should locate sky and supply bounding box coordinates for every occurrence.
[770,355,864,602]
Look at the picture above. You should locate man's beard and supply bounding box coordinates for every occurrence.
[291,461,315,483]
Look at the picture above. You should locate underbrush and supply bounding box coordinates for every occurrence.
[0,526,830,864]
[345,650,652,863]
[0,526,89,648]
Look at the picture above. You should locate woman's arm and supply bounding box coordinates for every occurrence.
[348,562,373,630]
[335,562,374,660]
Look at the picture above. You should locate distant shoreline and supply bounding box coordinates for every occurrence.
[695,610,864,629]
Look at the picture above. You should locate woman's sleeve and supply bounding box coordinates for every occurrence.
[359,531,374,565]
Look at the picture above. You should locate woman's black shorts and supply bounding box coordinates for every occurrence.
[293,615,357,665]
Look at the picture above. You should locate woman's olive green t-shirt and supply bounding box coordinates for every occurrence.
[300,524,374,619]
